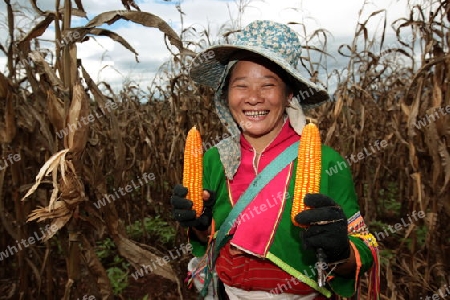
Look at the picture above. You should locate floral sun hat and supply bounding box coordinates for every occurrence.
[189,20,330,179]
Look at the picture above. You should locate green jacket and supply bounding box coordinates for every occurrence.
[191,144,374,298]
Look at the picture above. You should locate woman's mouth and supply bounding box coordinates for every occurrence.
[243,110,269,119]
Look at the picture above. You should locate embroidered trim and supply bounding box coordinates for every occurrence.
[349,241,362,291]
[347,211,369,234]
[347,211,380,300]
[351,233,379,248]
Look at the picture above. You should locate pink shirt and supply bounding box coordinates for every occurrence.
[228,119,300,256]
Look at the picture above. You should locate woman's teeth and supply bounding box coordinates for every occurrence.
[244,110,269,118]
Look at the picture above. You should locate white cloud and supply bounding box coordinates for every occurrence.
[0,56,6,72]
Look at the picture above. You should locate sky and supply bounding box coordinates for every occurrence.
[0,0,416,93]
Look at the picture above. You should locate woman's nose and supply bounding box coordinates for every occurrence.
[246,87,263,104]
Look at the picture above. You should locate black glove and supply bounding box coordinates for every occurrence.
[170,184,215,231]
[294,193,350,264]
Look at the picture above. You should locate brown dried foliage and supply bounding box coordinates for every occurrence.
[308,1,450,298]
[0,0,448,299]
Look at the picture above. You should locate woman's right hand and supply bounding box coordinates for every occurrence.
[170,184,215,231]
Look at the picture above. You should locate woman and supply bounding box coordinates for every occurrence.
[171,20,379,300]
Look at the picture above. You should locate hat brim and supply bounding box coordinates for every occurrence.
[189,45,330,108]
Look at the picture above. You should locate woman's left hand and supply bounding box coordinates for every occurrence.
[294,194,350,264]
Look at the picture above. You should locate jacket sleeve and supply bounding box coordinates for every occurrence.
[189,147,230,258]
[188,148,214,258]
[320,146,379,298]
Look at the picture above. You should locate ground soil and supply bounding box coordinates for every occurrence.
[121,255,198,300]
[122,272,198,300]
[0,256,199,300]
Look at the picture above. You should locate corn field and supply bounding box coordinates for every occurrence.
[0,0,448,299]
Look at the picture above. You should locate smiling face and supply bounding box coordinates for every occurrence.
[227,58,293,149]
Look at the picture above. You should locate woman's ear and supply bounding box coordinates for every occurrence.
[285,84,294,101]
[285,93,294,107]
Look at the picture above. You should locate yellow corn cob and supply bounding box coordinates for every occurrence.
[182,126,203,218]
[291,123,322,227]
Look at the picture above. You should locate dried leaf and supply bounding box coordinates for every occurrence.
[68,43,78,88]
[425,212,438,232]
[27,202,69,222]
[121,0,141,11]
[60,154,67,184]
[85,10,194,56]
[47,89,65,132]
[57,7,86,17]
[408,141,418,171]
[28,51,65,89]
[65,27,139,61]
[410,172,423,211]
[3,87,16,143]
[0,71,9,100]
[63,279,74,300]
[81,236,113,298]
[424,120,441,188]
[29,0,45,15]
[0,73,16,144]
[65,83,89,153]
[15,103,36,132]
[79,63,126,175]
[49,163,59,211]
[438,140,450,193]
[18,14,55,48]
[21,149,70,201]
[25,100,56,151]
[73,0,86,12]
[407,79,423,138]
[80,206,106,235]
[114,235,179,283]
[44,214,72,241]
